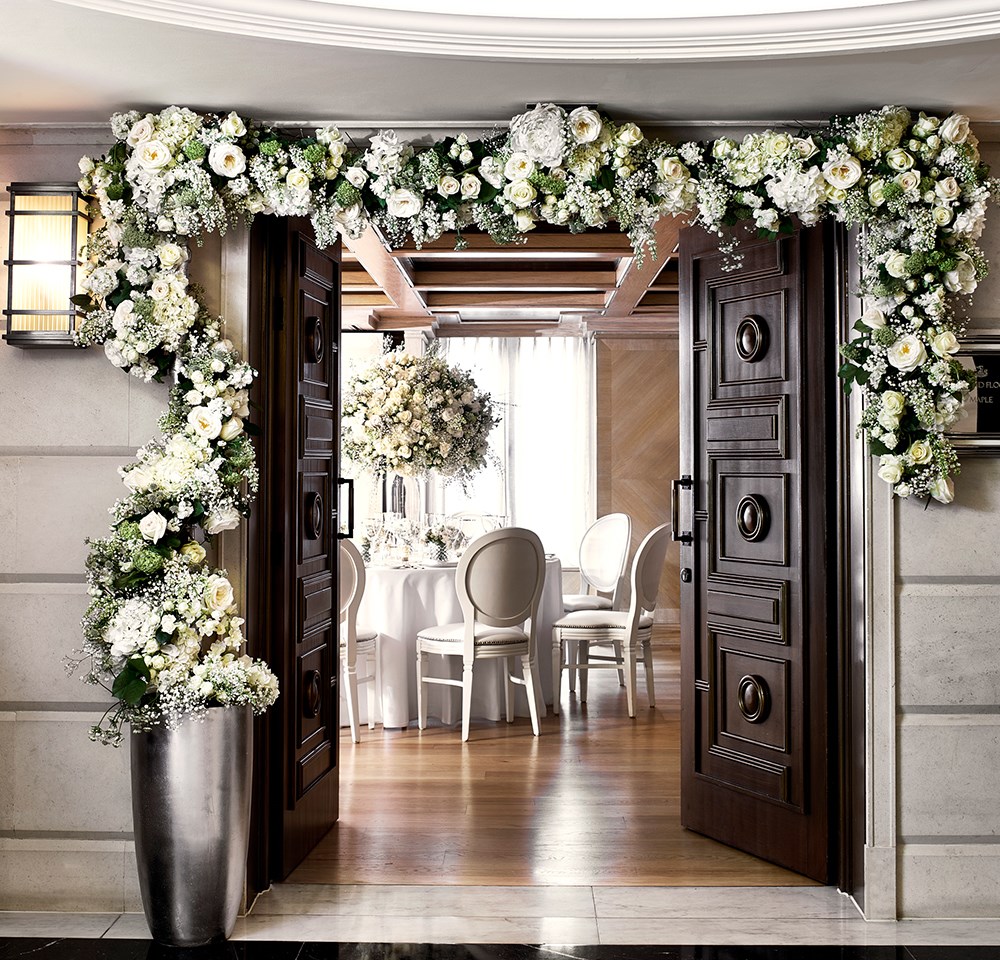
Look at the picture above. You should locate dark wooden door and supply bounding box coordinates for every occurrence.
[248,216,342,882]
[678,223,836,882]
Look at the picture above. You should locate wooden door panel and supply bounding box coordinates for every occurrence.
[680,223,834,883]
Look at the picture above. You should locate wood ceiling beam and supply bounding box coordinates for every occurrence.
[602,213,688,319]
[342,225,430,316]
[425,291,608,308]
[391,232,633,258]
[413,268,617,290]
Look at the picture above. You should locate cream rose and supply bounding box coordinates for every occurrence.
[386,188,423,218]
[437,175,460,197]
[123,463,155,493]
[219,417,244,441]
[149,277,172,301]
[931,330,960,357]
[139,511,167,543]
[617,122,644,147]
[908,440,933,465]
[887,334,927,372]
[794,136,819,160]
[220,111,247,138]
[187,405,223,440]
[286,168,311,192]
[656,156,689,184]
[868,180,886,206]
[935,177,961,201]
[127,117,155,147]
[136,139,172,171]
[157,242,186,269]
[568,106,602,144]
[896,170,920,194]
[944,253,977,294]
[882,391,906,417]
[513,210,536,232]
[823,155,862,189]
[179,541,207,565]
[460,174,481,199]
[344,166,367,188]
[504,152,535,181]
[940,114,970,145]
[877,456,903,485]
[930,476,955,503]
[885,252,910,278]
[204,506,241,536]
[933,206,954,226]
[885,148,914,172]
[503,179,537,208]
[861,307,887,329]
[204,574,235,613]
[209,142,246,178]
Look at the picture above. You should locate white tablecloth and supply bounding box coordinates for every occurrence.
[341,557,562,728]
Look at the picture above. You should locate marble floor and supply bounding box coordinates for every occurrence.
[2,884,1000,954]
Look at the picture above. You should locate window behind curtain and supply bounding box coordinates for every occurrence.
[436,336,595,564]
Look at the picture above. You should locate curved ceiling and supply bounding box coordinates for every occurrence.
[52,0,1000,60]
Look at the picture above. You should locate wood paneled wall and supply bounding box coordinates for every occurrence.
[596,336,680,625]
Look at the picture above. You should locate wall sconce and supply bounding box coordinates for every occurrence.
[3,182,89,348]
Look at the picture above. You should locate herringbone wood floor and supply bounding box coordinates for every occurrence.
[289,629,817,887]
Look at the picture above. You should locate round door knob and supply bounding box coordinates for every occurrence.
[736,494,769,543]
[305,491,324,540]
[735,315,768,363]
[303,670,322,718]
[737,674,770,724]
[305,316,325,363]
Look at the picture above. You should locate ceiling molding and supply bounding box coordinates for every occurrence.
[54,0,1000,60]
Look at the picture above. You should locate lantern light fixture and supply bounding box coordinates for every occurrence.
[3,182,89,348]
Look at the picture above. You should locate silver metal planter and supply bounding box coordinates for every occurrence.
[130,705,253,947]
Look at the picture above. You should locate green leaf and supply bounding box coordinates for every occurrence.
[112,657,150,706]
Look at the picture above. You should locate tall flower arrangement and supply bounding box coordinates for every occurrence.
[71,102,996,738]
[341,351,498,481]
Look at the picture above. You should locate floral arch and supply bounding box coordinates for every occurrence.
[72,102,997,738]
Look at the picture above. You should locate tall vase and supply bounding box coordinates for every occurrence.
[130,705,253,946]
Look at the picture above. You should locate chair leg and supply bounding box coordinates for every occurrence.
[579,639,590,703]
[504,655,514,723]
[624,643,637,718]
[416,646,427,730]
[522,654,540,737]
[643,635,656,708]
[551,631,562,716]
[371,640,381,728]
[461,661,474,742]
[366,650,377,729]
[568,640,577,694]
[345,660,361,743]
[614,638,625,687]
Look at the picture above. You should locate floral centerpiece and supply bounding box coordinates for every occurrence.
[423,522,470,562]
[341,350,498,482]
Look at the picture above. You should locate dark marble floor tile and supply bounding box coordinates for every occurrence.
[0,940,302,960]
[907,948,1000,960]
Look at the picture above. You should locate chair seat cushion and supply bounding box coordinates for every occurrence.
[563,594,613,612]
[554,610,654,630]
[340,628,378,651]
[417,621,528,646]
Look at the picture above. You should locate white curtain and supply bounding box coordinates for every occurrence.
[436,336,595,563]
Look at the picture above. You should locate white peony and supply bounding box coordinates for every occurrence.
[509,102,567,167]
[135,139,172,171]
[386,188,423,218]
[209,142,246,178]
[568,106,602,144]
[187,405,223,440]
[139,511,168,543]
[887,334,927,372]
[823,155,862,189]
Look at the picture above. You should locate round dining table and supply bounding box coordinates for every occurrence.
[341,556,563,729]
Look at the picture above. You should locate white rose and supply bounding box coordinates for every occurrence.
[877,456,903,485]
[437,175,460,197]
[933,206,954,226]
[126,117,155,147]
[139,511,168,543]
[219,417,244,441]
[204,506,241,536]
[885,252,910,278]
[187,405,223,440]
[149,277,172,301]
[885,148,914,172]
[896,170,920,194]
[504,179,537,208]
[767,133,793,159]
[655,156,689,184]
[944,253,977,294]
[794,136,819,160]
[887,334,927,372]
[935,177,961,201]
[157,243,186,269]
[286,168,311,192]
[386,188,423,219]
[459,148,474,165]
[712,138,736,159]
[823,155,862,189]
[882,391,906,416]
[617,122,644,147]
[513,210,536,232]
[219,111,246,138]
[568,106,602,144]
[460,174,481,199]
[908,440,933,465]
[940,114,970,145]
[209,142,246,178]
[504,152,535,181]
[344,166,367,188]
[868,180,886,206]
[931,330,960,357]
[204,574,235,613]
[123,463,155,493]
[136,139,172,171]
[930,476,955,503]
[861,307,886,329]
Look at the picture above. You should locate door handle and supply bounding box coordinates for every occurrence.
[337,477,355,540]
[671,475,693,544]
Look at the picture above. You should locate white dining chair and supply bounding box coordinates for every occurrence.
[416,527,545,742]
[551,522,670,718]
[340,539,380,743]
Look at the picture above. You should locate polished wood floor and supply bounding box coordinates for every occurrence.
[290,631,818,887]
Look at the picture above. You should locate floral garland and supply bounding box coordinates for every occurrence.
[72,102,995,741]
[341,350,498,481]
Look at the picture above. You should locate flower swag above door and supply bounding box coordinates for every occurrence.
[70,102,996,740]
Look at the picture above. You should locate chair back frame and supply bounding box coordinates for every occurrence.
[578,512,632,600]
[625,523,672,639]
[455,527,545,661]
[340,539,366,657]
